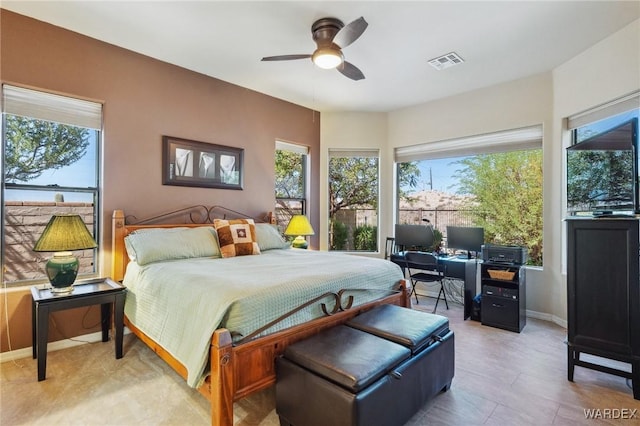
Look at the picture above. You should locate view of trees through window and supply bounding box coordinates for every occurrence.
[274,145,307,235]
[276,110,635,264]
[328,155,379,251]
[4,116,92,183]
[2,86,101,284]
[399,149,543,266]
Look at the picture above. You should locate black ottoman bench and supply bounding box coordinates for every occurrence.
[275,304,455,426]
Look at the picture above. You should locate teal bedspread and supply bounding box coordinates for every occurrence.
[123,249,404,387]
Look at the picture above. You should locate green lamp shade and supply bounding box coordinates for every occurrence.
[34,215,97,293]
[284,215,315,250]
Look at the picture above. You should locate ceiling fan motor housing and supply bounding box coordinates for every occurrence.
[261,16,366,80]
[312,17,344,48]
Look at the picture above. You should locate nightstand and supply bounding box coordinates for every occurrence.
[31,277,126,381]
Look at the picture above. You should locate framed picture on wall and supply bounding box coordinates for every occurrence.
[162,136,244,190]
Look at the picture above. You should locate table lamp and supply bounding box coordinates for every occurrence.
[284,215,315,249]
[33,214,98,293]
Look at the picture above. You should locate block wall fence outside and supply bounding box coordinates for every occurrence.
[4,201,96,283]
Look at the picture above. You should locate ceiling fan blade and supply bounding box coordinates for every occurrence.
[261,54,311,62]
[338,61,365,81]
[332,17,368,49]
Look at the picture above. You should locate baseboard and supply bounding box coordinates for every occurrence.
[526,309,567,329]
[415,288,567,329]
[0,327,131,363]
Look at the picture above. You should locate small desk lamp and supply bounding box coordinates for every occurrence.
[33,214,97,293]
[284,215,315,249]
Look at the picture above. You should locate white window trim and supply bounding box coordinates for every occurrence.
[329,148,379,158]
[394,125,543,162]
[2,84,102,130]
[567,91,639,130]
[276,140,309,156]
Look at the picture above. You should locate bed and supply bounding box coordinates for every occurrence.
[111,207,409,426]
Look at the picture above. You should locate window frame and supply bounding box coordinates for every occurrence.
[275,140,310,230]
[328,149,380,252]
[394,126,543,265]
[2,85,102,286]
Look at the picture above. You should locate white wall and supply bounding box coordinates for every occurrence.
[320,19,639,324]
[320,112,389,251]
[551,19,640,323]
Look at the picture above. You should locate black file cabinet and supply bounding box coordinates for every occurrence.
[481,263,526,333]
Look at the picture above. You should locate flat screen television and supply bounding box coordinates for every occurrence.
[446,226,484,258]
[567,118,639,215]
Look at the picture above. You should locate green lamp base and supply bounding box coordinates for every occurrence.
[291,236,309,249]
[46,252,79,294]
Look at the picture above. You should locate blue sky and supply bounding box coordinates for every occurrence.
[405,156,467,195]
[4,130,98,202]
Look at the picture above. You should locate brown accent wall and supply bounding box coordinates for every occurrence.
[0,10,320,352]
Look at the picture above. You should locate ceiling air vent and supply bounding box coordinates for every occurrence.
[428,52,464,71]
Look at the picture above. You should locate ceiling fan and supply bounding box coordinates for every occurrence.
[261,16,368,81]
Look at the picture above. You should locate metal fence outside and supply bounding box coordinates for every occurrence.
[273,206,480,250]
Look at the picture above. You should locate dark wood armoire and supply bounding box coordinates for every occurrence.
[566,217,639,400]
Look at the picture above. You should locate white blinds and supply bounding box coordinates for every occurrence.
[394,125,543,163]
[329,148,379,158]
[567,91,640,130]
[2,84,102,130]
[276,140,309,155]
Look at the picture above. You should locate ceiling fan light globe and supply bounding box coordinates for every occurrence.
[312,48,343,69]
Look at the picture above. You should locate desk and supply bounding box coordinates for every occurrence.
[31,278,126,381]
[391,253,479,320]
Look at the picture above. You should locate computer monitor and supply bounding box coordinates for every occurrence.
[446,226,484,258]
[394,224,434,250]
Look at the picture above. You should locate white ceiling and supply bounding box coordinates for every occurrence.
[3,1,639,113]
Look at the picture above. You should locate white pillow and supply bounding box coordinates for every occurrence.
[255,223,290,251]
[124,227,220,265]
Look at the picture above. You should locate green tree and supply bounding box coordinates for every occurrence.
[329,157,379,218]
[398,162,421,202]
[4,115,90,182]
[354,224,378,251]
[567,150,633,210]
[327,158,420,250]
[275,150,304,199]
[328,159,421,218]
[454,150,543,265]
[330,220,348,250]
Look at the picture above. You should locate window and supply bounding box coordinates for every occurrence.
[275,141,309,230]
[396,126,543,265]
[568,109,639,214]
[2,85,102,285]
[328,149,379,252]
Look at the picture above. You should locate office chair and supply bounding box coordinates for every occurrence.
[404,251,449,313]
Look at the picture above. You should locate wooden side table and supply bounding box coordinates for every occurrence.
[31,278,126,381]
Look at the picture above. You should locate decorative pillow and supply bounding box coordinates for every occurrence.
[255,223,290,251]
[213,218,261,258]
[124,227,220,265]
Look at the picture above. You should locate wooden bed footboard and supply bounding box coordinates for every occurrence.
[124,284,408,426]
[112,208,409,426]
[207,283,408,426]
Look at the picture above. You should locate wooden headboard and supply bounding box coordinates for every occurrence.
[111,206,274,282]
